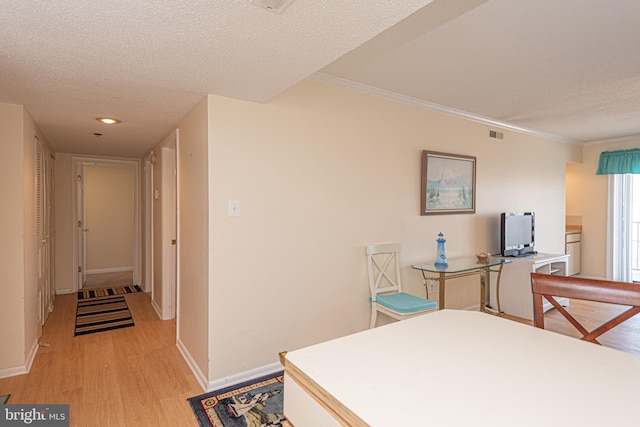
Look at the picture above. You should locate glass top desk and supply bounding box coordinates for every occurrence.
[411,256,511,314]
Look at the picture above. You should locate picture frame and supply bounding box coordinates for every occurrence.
[421,150,476,215]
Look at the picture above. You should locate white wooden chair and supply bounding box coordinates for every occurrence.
[367,243,437,328]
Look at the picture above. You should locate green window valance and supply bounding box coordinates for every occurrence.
[596,148,640,175]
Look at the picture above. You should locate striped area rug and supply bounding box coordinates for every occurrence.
[77,284,142,300]
[75,296,135,336]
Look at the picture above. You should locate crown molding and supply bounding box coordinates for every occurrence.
[584,134,640,147]
[308,72,578,144]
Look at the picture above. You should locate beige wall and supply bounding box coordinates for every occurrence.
[0,103,27,370]
[85,165,134,271]
[566,139,640,278]
[177,97,210,380]
[54,154,74,292]
[201,81,582,380]
[0,102,50,372]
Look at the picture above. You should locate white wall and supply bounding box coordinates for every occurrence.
[201,81,581,381]
[566,139,640,278]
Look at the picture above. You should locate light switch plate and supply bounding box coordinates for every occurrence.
[228,200,240,217]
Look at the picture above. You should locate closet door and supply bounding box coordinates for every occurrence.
[36,137,54,326]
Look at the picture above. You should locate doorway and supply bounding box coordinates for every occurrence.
[632,175,640,282]
[607,173,640,282]
[72,157,140,291]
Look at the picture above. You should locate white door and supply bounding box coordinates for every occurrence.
[47,151,56,312]
[168,147,177,318]
[36,138,54,326]
[161,143,177,319]
[76,164,88,288]
[35,138,46,327]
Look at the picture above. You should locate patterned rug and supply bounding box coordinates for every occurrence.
[74,295,135,336]
[77,284,142,300]
[188,371,287,427]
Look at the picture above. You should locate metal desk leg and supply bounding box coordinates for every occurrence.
[494,264,504,315]
[483,264,505,316]
[480,268,488,313]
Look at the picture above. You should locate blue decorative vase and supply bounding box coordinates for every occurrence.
[434,232,448,268]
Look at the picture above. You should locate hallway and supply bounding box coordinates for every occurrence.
[0,292,202,426]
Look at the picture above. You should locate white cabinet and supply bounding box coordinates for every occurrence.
[566,232,581,276]
[490,253,569,320]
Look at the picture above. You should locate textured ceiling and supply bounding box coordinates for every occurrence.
[1,0,639,158]
[321,0,640,144]
[0,0,431,157]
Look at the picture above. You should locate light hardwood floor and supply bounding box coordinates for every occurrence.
[542,298,640,355]
[502,299,640,355]
[0,292,204,426]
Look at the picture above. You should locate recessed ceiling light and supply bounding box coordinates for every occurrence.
[96,117,121,124]
[249,0,294,14]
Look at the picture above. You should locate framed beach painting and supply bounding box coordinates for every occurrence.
[421,150,476,215]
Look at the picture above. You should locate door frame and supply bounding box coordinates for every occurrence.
[72,156,141,291]
[76,162,88,287]
[157,131,178,320]
[144,157,154,294]
[162,144,177,319]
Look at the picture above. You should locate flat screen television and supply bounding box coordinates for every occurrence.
[500,212,535,257]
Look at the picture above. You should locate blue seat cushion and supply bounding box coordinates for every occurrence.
[375,292,437,313]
